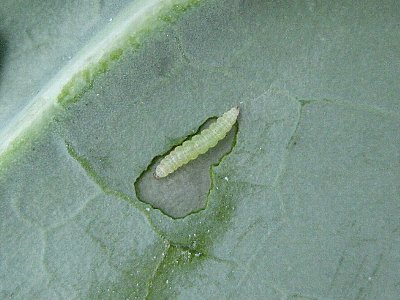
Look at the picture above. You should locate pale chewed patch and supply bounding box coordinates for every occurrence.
[135,118,238,219]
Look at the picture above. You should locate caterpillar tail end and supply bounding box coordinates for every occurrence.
[231,106,240,117]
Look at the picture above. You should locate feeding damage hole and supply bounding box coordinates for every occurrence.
[134,113,238,219]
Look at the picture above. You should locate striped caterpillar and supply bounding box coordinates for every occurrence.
[155,106,240,178]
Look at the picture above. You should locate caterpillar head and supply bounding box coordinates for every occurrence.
[154,166,168,179]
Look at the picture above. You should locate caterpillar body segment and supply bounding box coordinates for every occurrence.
[155,106,239,178]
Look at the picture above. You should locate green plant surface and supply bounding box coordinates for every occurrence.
[1,0,399,299]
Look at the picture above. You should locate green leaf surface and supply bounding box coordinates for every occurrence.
[1,0,399,299]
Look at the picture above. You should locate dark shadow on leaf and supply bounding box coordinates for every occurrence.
[0,32,7,85]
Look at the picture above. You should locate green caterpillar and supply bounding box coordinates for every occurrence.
[155,106,240,178]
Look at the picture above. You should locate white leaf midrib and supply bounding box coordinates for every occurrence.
[0,0,182,157]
